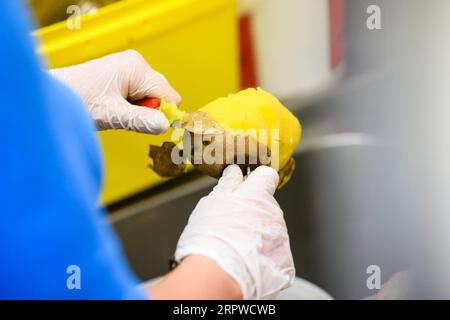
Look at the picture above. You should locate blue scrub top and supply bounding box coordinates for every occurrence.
[0,1,145,299]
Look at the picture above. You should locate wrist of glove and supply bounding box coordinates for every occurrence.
[175,165,295,300]
[49,50,181,134]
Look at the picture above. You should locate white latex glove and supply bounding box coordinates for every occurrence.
[175,165,295,300]
[49,50,181,134]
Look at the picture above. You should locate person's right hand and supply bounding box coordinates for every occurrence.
[49,50,181,134]
[174,165,295,300]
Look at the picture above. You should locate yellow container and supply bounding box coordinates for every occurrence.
[35,0,239,204]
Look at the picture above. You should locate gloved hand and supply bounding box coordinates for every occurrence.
[175,165,295,300]
[49,50,181,134]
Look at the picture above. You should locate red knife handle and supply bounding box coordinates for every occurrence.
[134,97,161,109]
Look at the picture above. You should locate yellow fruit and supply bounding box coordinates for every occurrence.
[149,88,302,187]
[196,88,301,171]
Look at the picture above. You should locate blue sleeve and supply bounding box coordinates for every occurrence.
[0,1,145,299]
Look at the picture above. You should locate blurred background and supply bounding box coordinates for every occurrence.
[29,0,450,299]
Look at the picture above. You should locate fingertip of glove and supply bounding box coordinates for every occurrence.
[253,165,278,175]
[240,166,279,195]
[135,108,170,134]
[253,166,279,186]
[165,90,182,106]
[223,164,243,177]
[150,109,171,133]
[150,71,182,106]
[214,165,244,192]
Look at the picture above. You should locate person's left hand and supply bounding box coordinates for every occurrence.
[49,50,181,134]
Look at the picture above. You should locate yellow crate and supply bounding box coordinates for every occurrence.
[35,0,239,204]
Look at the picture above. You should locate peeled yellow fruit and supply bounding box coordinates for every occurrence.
[149,88,302,187]
[197,88,300,170]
